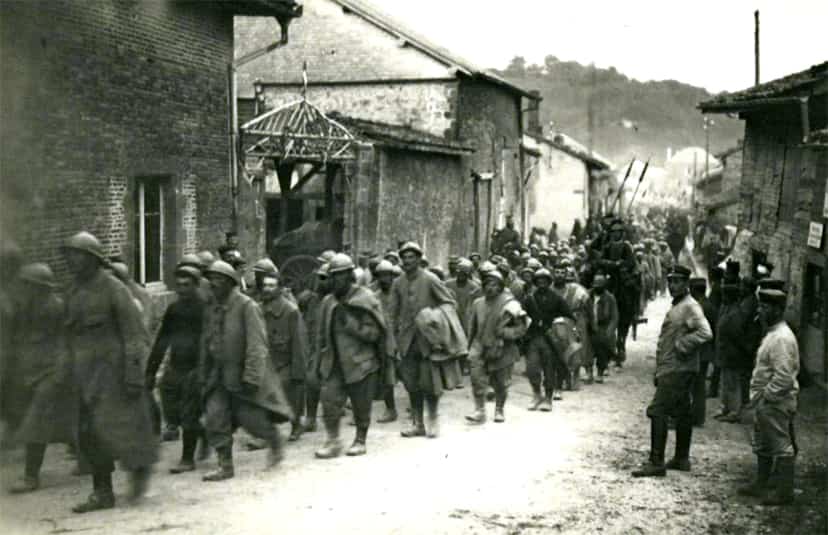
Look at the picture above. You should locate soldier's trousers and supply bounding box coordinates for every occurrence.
[321,368,377,432]
[204,386,281,451]
[159,366,202,431]
[279,374,305,426]
[752,401,797,458]
[526,336,556,397]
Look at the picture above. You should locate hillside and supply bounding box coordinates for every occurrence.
[495,56,744,167]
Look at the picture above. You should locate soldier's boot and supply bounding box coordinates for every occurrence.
[72,471,115,513]
[493,390,507,423]
[127,466,151,503]
[346,426,368,457]
[10,443,46,494]
[202,447,235,481]
[738,456,773,497]
[528,385,543,411]
[287,420,303,442]
[266,428,284,469]
[465,396,487,424]
[761,457,795,506]
[665,417,693,471]
[584,365,595,385]
[401,395,426,437]
[425,395,440,438]
[315,418,343,459]
[377,388,398,423]
[196,430,211,461]
[539,393,553,412]
[170,430,198,474]
[632,417,667,477]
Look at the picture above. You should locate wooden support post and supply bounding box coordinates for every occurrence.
[277,162,294,236]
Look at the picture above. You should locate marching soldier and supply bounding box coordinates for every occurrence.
[598,218,640,367]
[145,263,207,473]
[63,232,158,512]
[200,261,293,481]
[372,260,400,424]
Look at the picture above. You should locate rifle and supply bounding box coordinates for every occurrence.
[626,157,650,213]
[609,157,635,214]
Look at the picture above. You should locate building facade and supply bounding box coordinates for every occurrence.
[235,0,538,259]
[700,62,828,381]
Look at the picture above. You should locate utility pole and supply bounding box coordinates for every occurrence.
[704,116,713,180]
[754,10,760,86]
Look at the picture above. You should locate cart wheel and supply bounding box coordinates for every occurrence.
[279,255,320,295]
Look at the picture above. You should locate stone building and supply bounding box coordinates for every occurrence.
[235,0,539,260]
[695,142,743,225]
[699,61,827,382]
[0,0,302,310]
[522,131,614,240]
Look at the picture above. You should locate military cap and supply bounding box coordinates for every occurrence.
[667,265,692,279]
[399,241,423,257]
[205,260,240,285]
[63,231,107,262]
[757,278,786,291]
[526,258,542,270]
[383,251,401,264]
[533,268,553,282]
[519,265,535,276]
[18,262,57,287]
[328,253,356,274]
[179,253,204,270]
[538,250,550,258]
[448,255,460,265]
[252,257,278,275]
[689,277,707,290]
[479,260,498,275]
[482,269,504,283]
[758,288,787,306]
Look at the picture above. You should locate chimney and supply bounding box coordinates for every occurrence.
[527,91,541,135]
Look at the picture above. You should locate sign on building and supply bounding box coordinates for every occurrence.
[808,221,824,249]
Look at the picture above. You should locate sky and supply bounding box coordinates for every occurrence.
[373,0,827,93]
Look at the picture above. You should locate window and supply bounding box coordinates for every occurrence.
[134,177,165,285]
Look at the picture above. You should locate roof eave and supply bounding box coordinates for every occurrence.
[698,96,802,114]
[220,0,303,18]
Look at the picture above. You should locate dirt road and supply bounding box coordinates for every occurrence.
[1,295,825,534]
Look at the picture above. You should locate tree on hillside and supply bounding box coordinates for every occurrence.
[504,56,527,77]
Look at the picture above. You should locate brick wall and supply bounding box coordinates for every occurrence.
[0,0,235,292]
[258,82,458,138]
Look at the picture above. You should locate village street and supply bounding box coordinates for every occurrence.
[1,296,824,535]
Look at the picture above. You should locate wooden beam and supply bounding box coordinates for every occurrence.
[290,163,323,194]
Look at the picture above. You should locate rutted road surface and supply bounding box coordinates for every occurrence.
[1,296,825,534]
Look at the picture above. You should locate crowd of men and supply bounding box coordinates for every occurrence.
[0,209,801,513]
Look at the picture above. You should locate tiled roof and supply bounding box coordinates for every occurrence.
[699,62,828,112]
[328,112,474,155]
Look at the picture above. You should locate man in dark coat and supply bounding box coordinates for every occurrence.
[587,274,618,384]
[314,254,392,458]
[63,232,158,513]
[4,263,76,493]
[200,260,293,481]
[599,219,640,367]
[146,264,206,473]
[523,268,573,409]
[714,270,751,423]
[298,263,331,433]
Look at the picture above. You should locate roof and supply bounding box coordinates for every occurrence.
[699,62,828,113]
[526,132,613,170]
[218,0,302,17]
[329,112,474,156]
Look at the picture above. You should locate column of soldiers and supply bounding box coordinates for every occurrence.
[0,214,801,511]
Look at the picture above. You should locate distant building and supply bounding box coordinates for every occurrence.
[522,131,614,239]
[235,0,539,260]
[699,61,828,382]
[0,0,301,311]
[695,142,743,224]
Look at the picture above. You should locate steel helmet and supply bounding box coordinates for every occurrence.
[64,231,107,262]
[482,269,504,283]
[196,250,216,266]
[328,253,355,274]
[174,264,203,281]
[252,257,278,275]
[317,250,336,263]
[179,253,204,270]
[527,258,542,270]
[18,262,57,287]
[533,268,553,282]
[478,260,498,274]
[375,259,396,274]
[519,265,535,276]
[456,258,474,274]
[398,241,423,257]
[316,263,330,277]
[205,260,240,285]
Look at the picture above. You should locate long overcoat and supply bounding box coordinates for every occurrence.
[65,269,158,469]
[200,288,293,423]
[6,293,77,445]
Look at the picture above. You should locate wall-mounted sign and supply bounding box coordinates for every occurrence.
[808,221,824,249]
